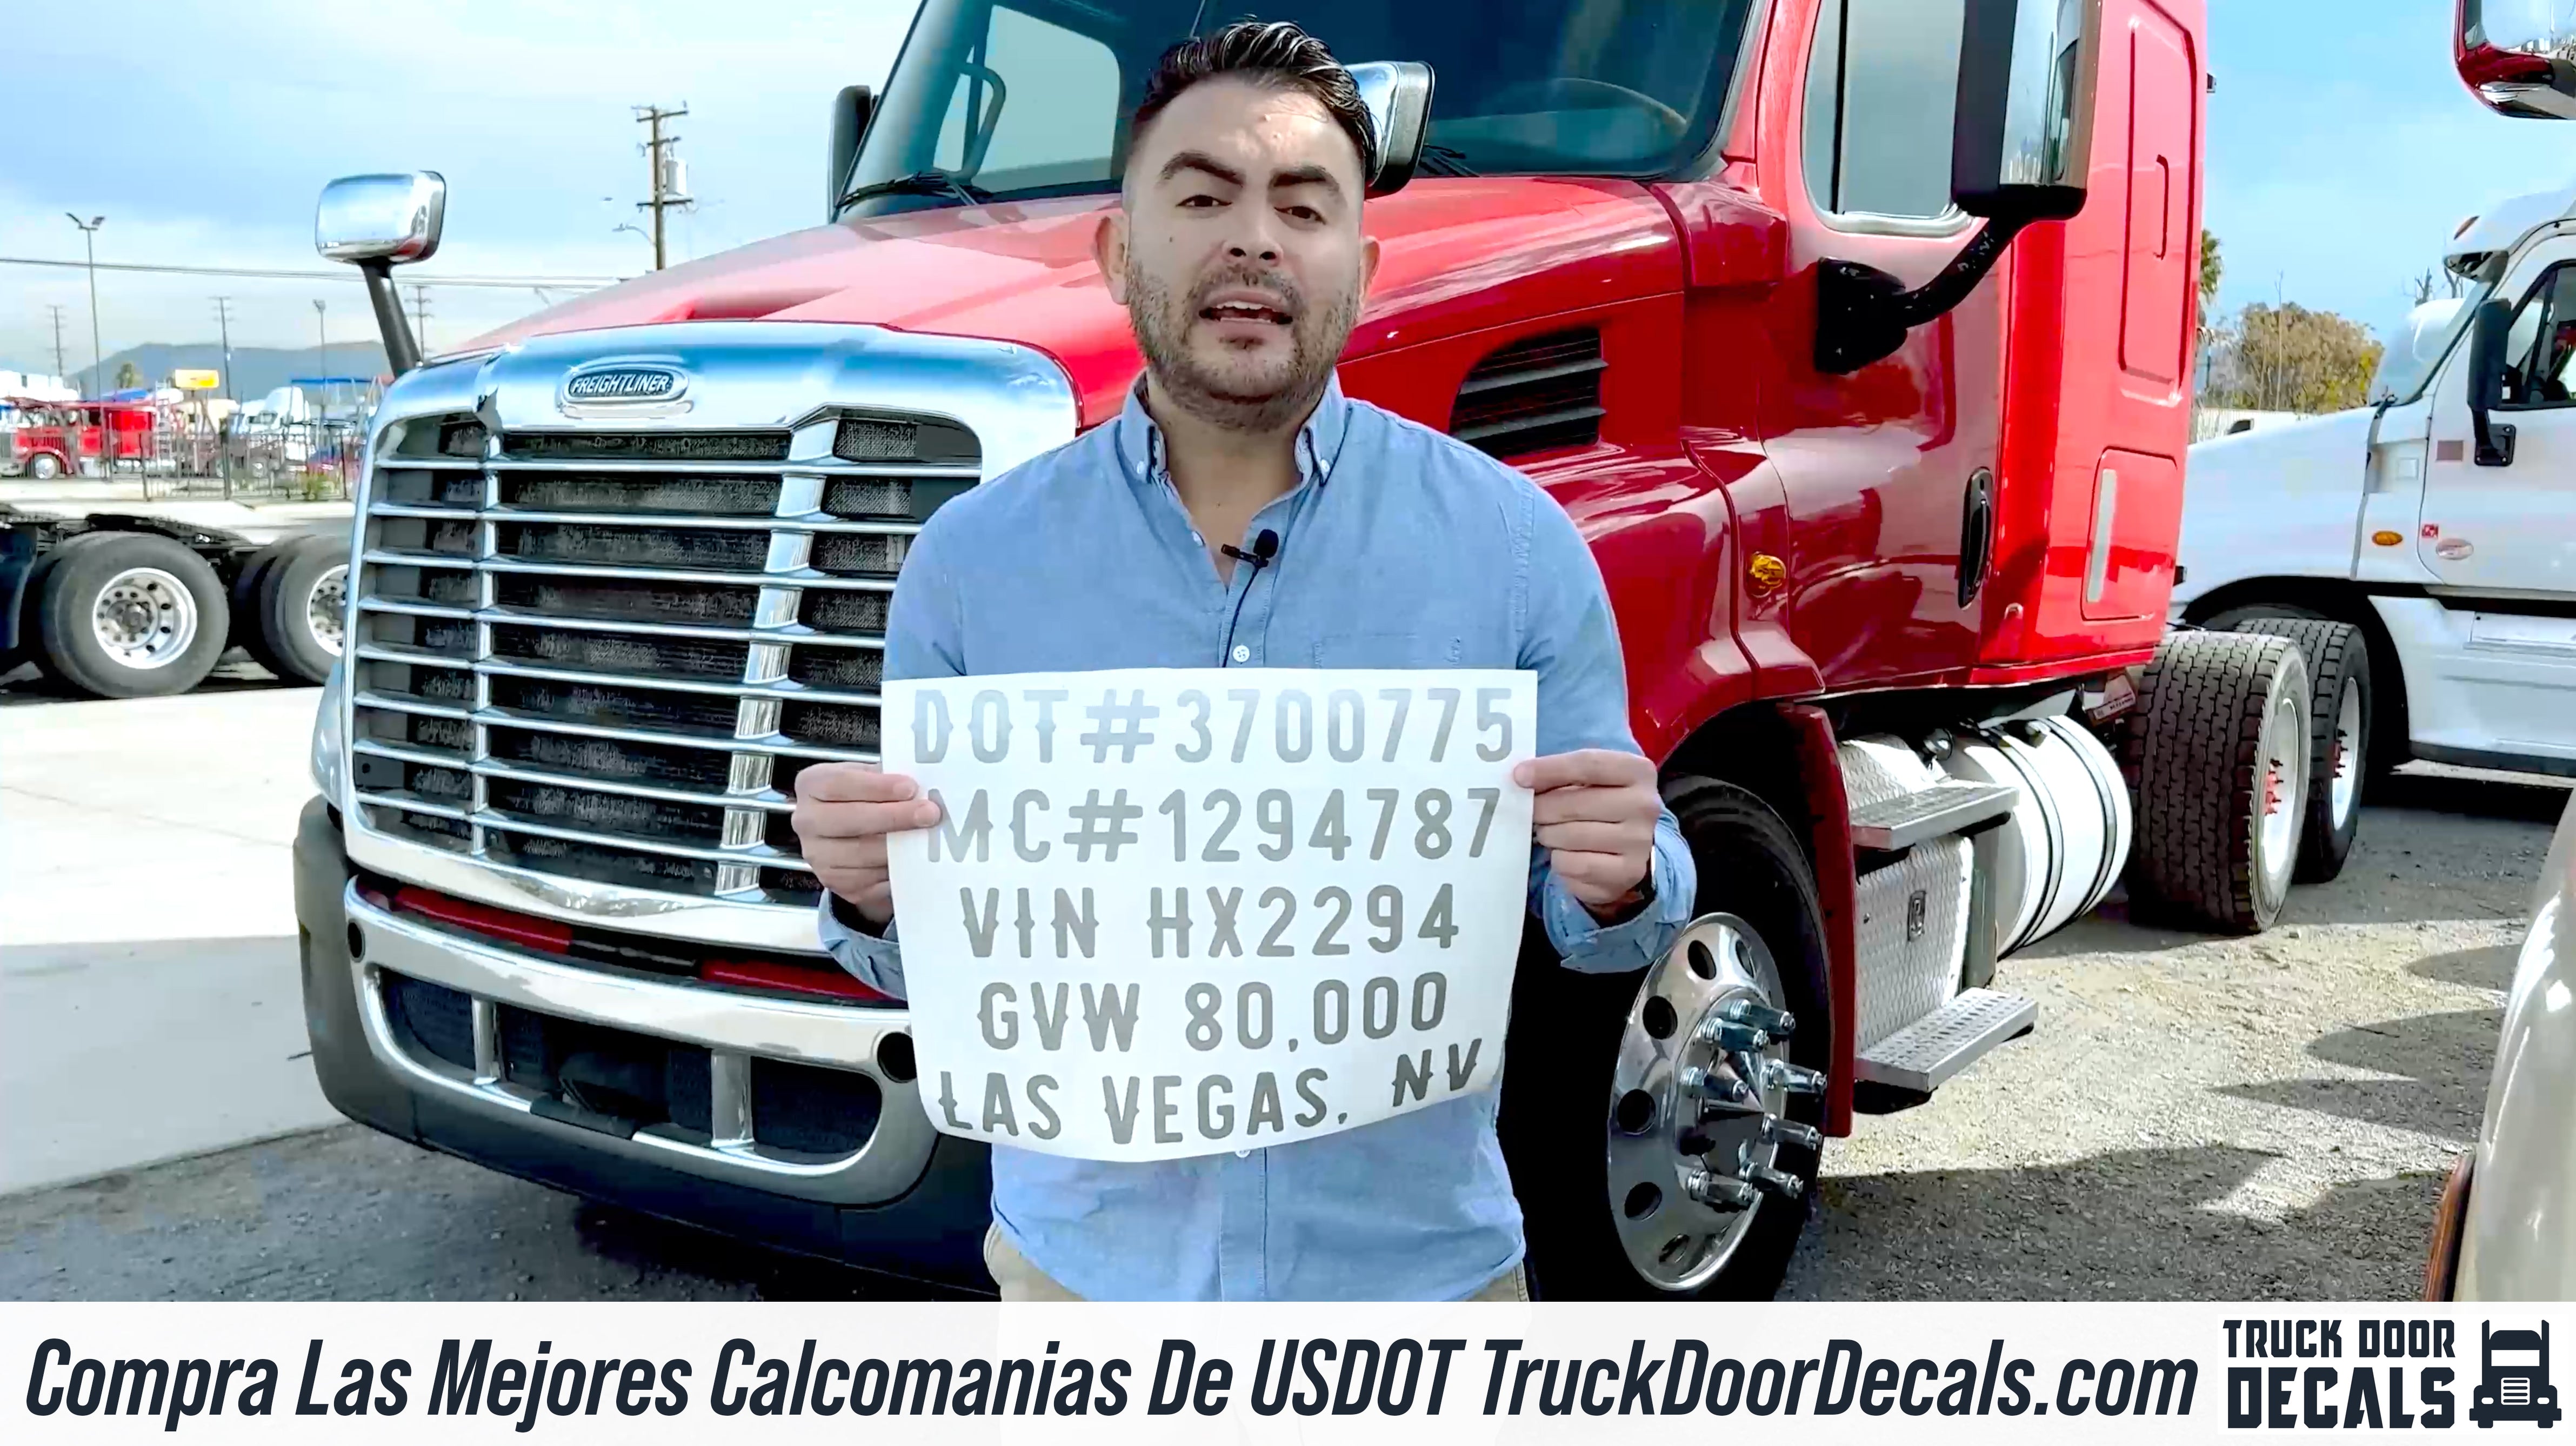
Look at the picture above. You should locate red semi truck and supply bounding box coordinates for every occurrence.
[294,0,2289,1299]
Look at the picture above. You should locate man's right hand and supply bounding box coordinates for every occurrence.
[792,764,943,928]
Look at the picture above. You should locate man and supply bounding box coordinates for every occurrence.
[793,18,1695,1302]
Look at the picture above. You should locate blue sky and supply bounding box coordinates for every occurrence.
[4,1,2570,380]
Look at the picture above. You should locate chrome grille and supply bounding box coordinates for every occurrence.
[346,414,977,914]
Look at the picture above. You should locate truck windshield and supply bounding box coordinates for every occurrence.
[847,0,1760,215]
[2371,262,2501,406]
[2492,1349,2544,1368]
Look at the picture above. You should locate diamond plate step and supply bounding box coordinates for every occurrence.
[1852,987,2037,1094]
[1848,780,2019,852]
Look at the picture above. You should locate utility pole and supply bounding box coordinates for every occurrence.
[46,305,69,382]
[313,298,328,413]
[64,214,104,397]
[211,297,235,401]
[409,283,432,356]
[633,103,693,271]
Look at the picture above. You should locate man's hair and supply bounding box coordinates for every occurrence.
[1128,19,1379,187]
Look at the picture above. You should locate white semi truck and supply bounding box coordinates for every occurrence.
[2175,180,2576,810]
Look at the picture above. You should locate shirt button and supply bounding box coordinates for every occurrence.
[1191,531,1203,544]
[1234,1148,1250,1159]
[1231,645,1251,663]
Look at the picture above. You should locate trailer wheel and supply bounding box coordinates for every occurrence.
[33,532,231,698]
[26,452,64,481]
[2212,617,2368,883]
[1503,777,1829,1301]
[247,537,347,685]
[2121,631,2312,932]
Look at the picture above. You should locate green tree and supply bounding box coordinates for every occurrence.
[2208,303,2385,414]
[113,361,141,390]
[2199,231,2223,310]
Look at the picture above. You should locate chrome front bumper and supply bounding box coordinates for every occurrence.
[342,881,938,1207]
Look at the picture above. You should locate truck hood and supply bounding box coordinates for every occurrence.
[451,179,1684,426]
[2174,406,2379,610]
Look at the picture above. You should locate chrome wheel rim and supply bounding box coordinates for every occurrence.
[2258,689,2307,899]
[2327,686,2362,829]
[1605,914,1805,1293]
[89,567,199,669]
[305,564,348,657]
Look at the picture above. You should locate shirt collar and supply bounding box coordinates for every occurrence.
[1112,370,1351,493]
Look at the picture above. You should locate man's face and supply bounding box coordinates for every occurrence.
[1099,75,1380,430]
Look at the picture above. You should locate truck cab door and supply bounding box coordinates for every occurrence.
[2407,239,2576,771]
[2426,247,2576,594]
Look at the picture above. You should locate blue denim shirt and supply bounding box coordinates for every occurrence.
[820,373,1694,1301]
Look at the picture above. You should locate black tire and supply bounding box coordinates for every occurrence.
[1502,776,1830,1301]
[26,452,63,480]
[228,541,291,653]
[2216,617,2369,883]
[250,536,348,685]
[32,532,231,698]
[2121,632,2312,933]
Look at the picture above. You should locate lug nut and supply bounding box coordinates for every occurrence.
[1694,1017,1769,1053]
[1761,1116,1824,1152]
[1683,1167,1759,1211]
[1678,1062,1746,1102]
[1764,1060,1827,1096]
[1746,1163,1806,1199]
[1724,1000,1796,1038]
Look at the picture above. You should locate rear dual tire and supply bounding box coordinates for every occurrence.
[2121,631,2313,933]
[230,535,346,685]
[2210,615,2368,883]
[31,533,231,698]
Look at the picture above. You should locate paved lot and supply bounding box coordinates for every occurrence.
[1,677,2562,1301]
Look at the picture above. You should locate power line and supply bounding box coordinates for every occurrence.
[0,255,619,289]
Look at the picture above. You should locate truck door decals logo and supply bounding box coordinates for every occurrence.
[2471,1320,2561,1428]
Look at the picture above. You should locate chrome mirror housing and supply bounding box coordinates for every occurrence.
[315,172,448,265]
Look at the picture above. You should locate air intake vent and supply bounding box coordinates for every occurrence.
[1449,328,1606,459]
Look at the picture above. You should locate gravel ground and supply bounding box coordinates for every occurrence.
[2,767,2561,1303]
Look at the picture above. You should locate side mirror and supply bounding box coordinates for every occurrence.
[1348,61,1434,196]
[1952,0,2101,223]
[315,172,444,376]
[2459,0,2576,119]
[828,84,877,219]
[315,172,446,264]
[2466,296,2519,466]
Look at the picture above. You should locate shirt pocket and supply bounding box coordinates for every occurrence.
[1310,631,1463,668]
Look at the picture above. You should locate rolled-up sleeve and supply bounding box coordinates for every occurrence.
[1512,480,1696,974]
[813,509,970,1002]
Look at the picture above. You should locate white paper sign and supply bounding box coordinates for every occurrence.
[882,668,1537,1162]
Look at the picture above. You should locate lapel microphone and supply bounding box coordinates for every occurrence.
[1220,529,1282,667]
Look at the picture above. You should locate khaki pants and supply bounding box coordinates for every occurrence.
[984,1224,1530,1302]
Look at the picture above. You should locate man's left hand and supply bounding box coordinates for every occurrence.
[1512,749,1661,920]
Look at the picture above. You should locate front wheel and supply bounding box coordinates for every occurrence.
[25,452,64,480]
[1503,776,1831,1300]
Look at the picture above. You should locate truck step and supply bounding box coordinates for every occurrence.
[1848,779,2020,852]
[1852,987,2037,1094]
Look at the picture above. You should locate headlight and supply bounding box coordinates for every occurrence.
[310,656,347,804]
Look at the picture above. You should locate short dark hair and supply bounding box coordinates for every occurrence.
[1129,19,1378,187]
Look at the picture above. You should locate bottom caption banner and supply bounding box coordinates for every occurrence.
[6,1303,2555,1442]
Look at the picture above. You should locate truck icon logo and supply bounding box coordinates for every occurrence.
[2472,1320,2562,1428]
[560,363,688,405]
